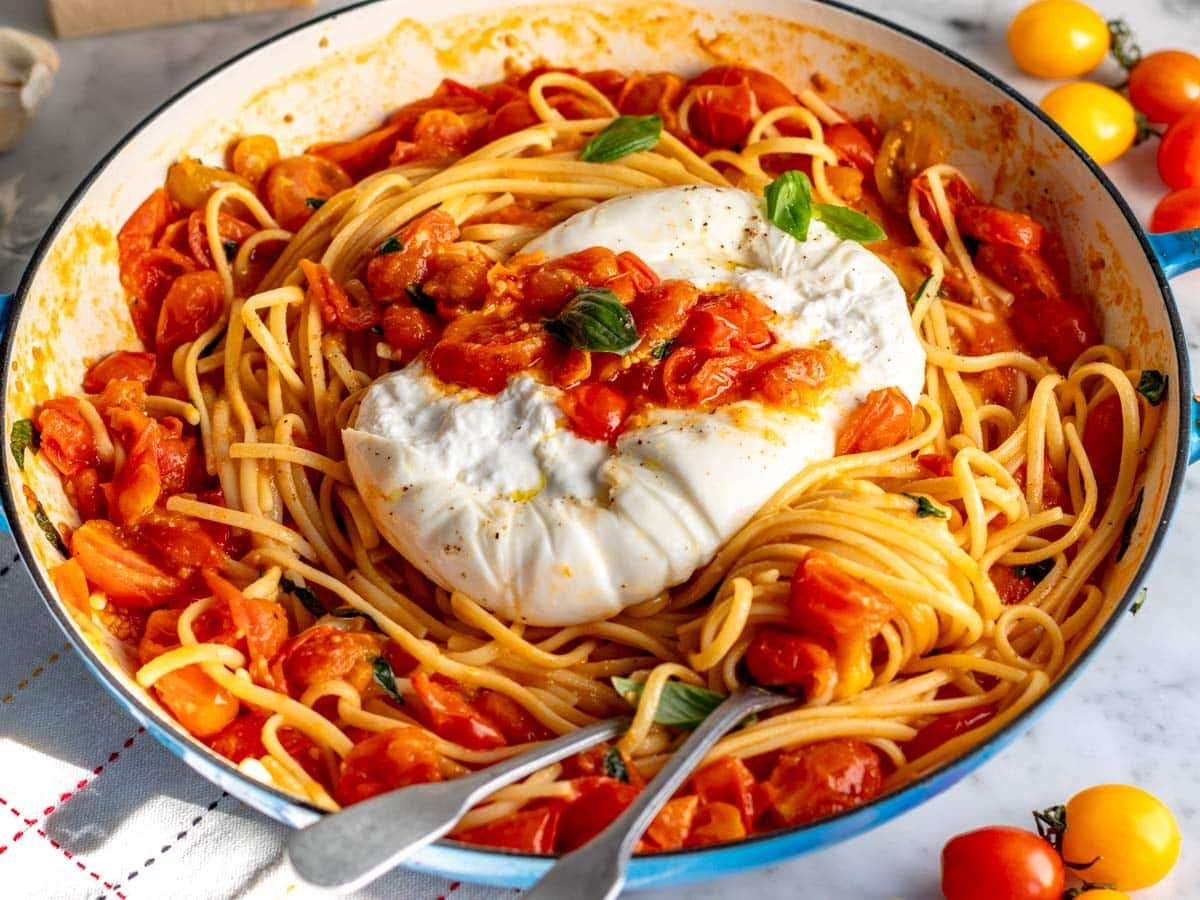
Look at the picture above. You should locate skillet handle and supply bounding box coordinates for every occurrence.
[1146,230,1200,466]
[1,291,11,533]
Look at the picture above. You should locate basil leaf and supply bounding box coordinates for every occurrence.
[11,418,38,471]
[814,203,887,242]
[651,339,674,360]
[1116,487,1144,562]
[580,115,662,163]
[305,197,326,210]
[280,576,325,618]
[602,746,630,783]
[222,239,239,259]
[379,235,403,255]
[33,501,68,556]
[1012,559,1055,583]
[405,283,437,313]
[611,676,724,729]
[903,493,949,519]
[764,170,813,241]
[544,287,639,355]
[1136,370,1167,406]
[1130,587,1147,616]
[910,274,934,308]
[372,657,404,704]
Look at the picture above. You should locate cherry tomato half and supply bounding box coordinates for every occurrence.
[1040,82,1136,165]
[1007,0,1110,79]
[1129,50,1200,125]
[1158,107,1200,190]
[1061,784,1181,890]
[941,826,1065,900]
[1149,186,1200,232]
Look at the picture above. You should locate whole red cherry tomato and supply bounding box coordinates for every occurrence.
[941,826,1065,900]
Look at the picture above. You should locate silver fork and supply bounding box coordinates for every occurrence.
[522,685,792,900]
[288,717,626,893]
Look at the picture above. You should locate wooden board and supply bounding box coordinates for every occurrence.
[47,0,316,38]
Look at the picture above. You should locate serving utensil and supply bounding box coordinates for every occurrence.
[288,716,626,893]
[523,685,792,900]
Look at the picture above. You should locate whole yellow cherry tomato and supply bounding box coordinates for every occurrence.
[1061,784,1181,890]
[1040,83,1137,164]
[1008,0,1111,78]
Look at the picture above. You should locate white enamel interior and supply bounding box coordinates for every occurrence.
[1,0,1184,829]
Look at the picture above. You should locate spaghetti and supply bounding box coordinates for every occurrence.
[32,63,1161,854]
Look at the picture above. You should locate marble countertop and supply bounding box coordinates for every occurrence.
[1,0,1197,897]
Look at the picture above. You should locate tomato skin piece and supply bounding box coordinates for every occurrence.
[691,757,757,830]
[629,279,700,349]
[941,826,1065,900]
[381,304,439,361]
[790,550,894,640]
[557,384,629,443]
[334,726,442,806]
[1009,296,1099,371]
[686,800,747,847]
[155,269,225,358]
[1129,50,1200,125]
[281,625,386,697]
[411,672,506,751]
[917,453,954,477]
[301,259,381,332]
[261,154,353,232]
[365,210,461,304]
[764,740,883,826]
[49,558,90,612]
[691,65,795,113]
[690,81,755,148]
[472,690,554,745]
[958,205,1044,251]
[118,188,176,273]
[71,520,185,607]
[456,804,562,853]
[153,665,239,739]
[1159,109,1200,190]
[825,123,876,174]
[36,397,99,478]
[204,570,288,686]
[428,313,549,394]
[122,248,199,346]
[1061,784,1181,890]
[835,387,912,455]
[745,628,835,697]
[83,351,156,393]
[557,776,639,851]
[1149,187,1200,233]
[751,349,830,406]
[905,705,996,761]
[990,564,1037,605]
[644,795,699,850]
[1081,393,1124,495]
[974,243,1062,304]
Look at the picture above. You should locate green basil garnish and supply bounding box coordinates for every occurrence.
[1130,587,1147,615]
[651,339,674,360]
[611,676,725,729]
[280,576,325,618]
[222,239,239,259]
[910,274,934,308]
[1116,487,1144,562]
[405,283,437,313]
[1012,559,1055,583]
[11,418,38,471]
[1136,370,1167,406]
[305,197,326,210]
[379,235,403,255]
[764,170,814,241]
[544,287,639,355]
[372,657,404,704]
[329,607,372,620]
[602,746,630,783]
[34,501,68,556]
[580,115,663,163]
[904,493,949,519]
[763,171,886,244]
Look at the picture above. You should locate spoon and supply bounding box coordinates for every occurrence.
[522,684,792,900]
[288,716,626,893]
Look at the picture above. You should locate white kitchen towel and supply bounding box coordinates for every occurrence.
[0,531,515,900]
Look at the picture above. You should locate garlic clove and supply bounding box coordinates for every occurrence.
[0,28,59,152]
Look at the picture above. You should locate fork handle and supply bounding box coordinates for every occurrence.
[289,716,625,893]
[522,686,791,900]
